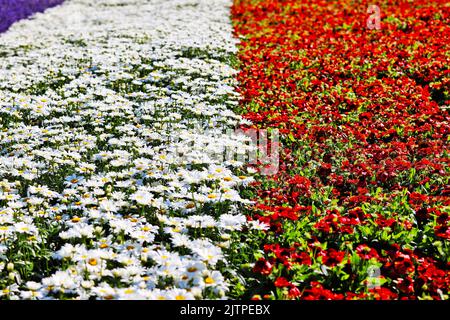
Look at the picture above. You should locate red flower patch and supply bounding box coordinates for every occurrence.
[232,0,450,300]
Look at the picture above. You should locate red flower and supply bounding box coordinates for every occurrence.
[318,163,332,180]
[320,249,346,267]
[356,245,379,260]
[369,287,399,300]
[409,192,428,206]
[288,175,312,197]
[292,252,312,266]
[395,277,415,294]
[288,286,301,298]
[434,225,450,240]
[375,215,397,228]
[252,258,273,276]
[274,277,292,288]
[302,282,344,300]
[392,252,415,274]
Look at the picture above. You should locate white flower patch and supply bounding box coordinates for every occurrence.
[0,0,253,300]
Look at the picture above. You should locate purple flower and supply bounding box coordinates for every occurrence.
[0,0,64,33]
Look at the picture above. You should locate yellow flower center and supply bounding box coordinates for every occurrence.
[185,202,196,209]
[205,277,215,284]
[88,258,98,266]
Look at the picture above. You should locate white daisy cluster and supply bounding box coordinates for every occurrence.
[0,0,255,300]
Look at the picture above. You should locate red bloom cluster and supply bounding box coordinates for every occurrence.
[232,0,450,299]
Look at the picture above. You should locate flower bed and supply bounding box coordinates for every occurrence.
[0,0,449,301]
[0,0,256,300]
[0,0,64,33]
[230,0,450,300]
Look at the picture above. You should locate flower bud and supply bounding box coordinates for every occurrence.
[95,226,103,234]
[220,234,231,241]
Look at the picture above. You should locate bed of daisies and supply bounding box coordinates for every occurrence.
[1,0,449,302]
[0,0,262,300]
